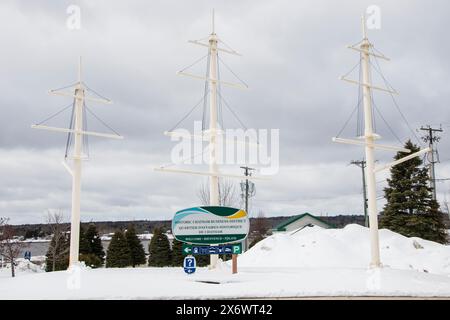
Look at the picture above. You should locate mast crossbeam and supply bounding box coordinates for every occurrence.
[188,40,241,56]
[49,90,112,104]
[164,130,259,146]
[31,124,123,140]
[154,167,267,181]
[340,77,398,95]
[177,71,248,90]
[332,137,410,152]
[374,148,431,173]
[347,45,390,61]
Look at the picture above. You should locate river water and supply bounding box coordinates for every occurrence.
[19,240,151,258]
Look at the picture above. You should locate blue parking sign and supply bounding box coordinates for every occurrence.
[183,255,196,274]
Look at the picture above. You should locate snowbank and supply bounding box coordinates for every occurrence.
[0,257,45,279]
[0,266,449,299]
[0,225,449,299]
[239,224,450,275]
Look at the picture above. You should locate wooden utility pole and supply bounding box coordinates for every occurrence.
[351,160,368,227]
[240,166,255,251]
[240,166,256,214]
[420,125,443,201]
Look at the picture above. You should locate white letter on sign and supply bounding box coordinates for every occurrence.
[366,5,381,30]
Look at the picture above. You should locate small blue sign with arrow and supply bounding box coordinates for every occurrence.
[183,255,196,274]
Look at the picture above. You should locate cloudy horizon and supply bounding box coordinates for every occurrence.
[1,0,450,225]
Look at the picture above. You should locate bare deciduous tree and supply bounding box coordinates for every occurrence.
[252,210,269,236]
[46,210,69,272]
[0,218,28,277]
[197,178,239,207]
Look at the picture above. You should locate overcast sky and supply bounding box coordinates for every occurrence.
[1,0,449,225]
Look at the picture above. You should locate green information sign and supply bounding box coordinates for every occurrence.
[172,206,249,245]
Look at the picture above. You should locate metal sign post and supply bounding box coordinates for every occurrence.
[232,254,237,274]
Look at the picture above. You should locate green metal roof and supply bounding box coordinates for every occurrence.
[273,213,335,231]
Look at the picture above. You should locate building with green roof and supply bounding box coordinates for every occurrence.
[272,213,334,233]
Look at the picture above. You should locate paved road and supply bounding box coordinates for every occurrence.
[245,296,450,300]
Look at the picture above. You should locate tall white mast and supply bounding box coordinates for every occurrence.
[208,10,220,267]
[155,11,262,269]
[333,17,431,268]
[32,58,123,267]
[359,16,381,267]
[209,10,219,209]
[69,58,84,266]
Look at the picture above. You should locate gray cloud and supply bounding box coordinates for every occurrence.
[1,0,449,224]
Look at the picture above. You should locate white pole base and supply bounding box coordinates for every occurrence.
[369,262,383,269]
[209,254,219,269]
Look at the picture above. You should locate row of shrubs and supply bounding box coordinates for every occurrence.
[45,224,213,271]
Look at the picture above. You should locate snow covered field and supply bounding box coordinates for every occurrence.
[0,225,449,299]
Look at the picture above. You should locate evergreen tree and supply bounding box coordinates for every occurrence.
[78,225,90,255]
[45,231,69,272]
[170,240,209,267]
[148,227,172,267]
[86,224,105,263]
[195,253,209,267]
[171,239,184,266]
[220,253,232,262]
[125,225,146,267]
[380,140,448,243]
[105,230,131,268]
[79,253,103,268]
[79,224,105,268]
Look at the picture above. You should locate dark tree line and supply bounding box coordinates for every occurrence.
[45,219,106,271]
[105,225,146,268]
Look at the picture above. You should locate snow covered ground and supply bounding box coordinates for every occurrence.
[0,256,45,279]
[1,265,450,299]
[239,225,450,275]
[0,224,449,299]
